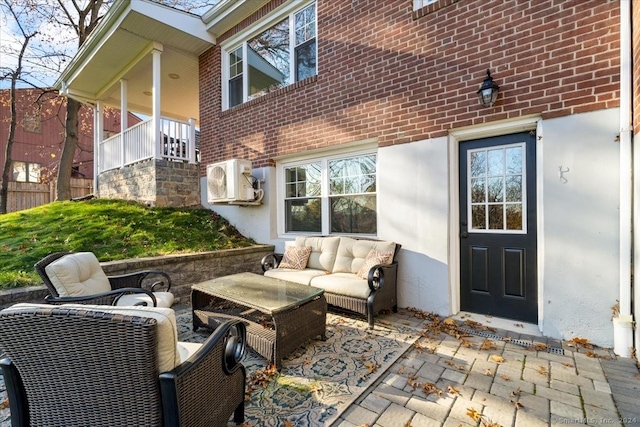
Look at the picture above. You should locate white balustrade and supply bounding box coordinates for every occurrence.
[98,117,196,172]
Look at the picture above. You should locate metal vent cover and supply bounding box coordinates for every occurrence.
[459,327,565,355]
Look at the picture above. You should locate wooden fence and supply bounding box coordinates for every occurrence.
[6,178,93,213]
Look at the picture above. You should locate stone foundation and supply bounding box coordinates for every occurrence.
[98,159,201,207]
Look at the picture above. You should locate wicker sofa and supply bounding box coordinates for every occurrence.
[261,236,400,328]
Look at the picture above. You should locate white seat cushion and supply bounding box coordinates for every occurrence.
[44,252,111,297]
[117,291,175,308]
[264,267,328,285]
[310,273,371,299]
[4,303,181,372]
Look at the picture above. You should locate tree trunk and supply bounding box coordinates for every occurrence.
[56,97,80,201]
[0,80,18,214]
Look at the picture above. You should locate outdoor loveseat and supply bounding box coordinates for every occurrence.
[0,303,246,427]
[261,236,400,328]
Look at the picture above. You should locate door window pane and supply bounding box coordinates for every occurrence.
[468,143,526,233]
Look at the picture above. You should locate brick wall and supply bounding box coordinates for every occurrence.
[199,0,620,170]
[98,159,200,207]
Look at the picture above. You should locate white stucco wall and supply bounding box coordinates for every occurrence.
[201,108,622,348]
[377,138,451,316]
[540,108,620,347]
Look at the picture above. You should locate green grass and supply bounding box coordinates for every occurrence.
[0,199,256,290]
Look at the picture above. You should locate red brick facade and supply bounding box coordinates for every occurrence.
[0,89,138,181]
[199,0,620,170]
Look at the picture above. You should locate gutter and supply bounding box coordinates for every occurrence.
[614,0,634,357]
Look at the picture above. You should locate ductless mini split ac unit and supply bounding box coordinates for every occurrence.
[206,159,256,203]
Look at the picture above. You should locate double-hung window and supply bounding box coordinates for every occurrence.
[282,152,377,235]
[223,2,317,109]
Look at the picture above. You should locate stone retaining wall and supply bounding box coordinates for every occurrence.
[0,245,275,308]
[98,158,201,208]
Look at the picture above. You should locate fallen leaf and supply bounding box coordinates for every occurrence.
[537,366,548,375]
[490,354,505,363]
[364,360,379,374]
[501,375,510,381]
[562,362,574,368]
[448,385,460,395]
[533,343,548,351]
[0,399,8,410]
[510,387,521,397]
[444,318,457,325]
[480,339,497,351]
[460,339,473,348]
[466,408,482,422]
[484,368,494,376]
[511,400,524,409]
[284,421,294,427]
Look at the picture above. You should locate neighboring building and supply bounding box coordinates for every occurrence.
[55,0,639,356]
[0,88,138,184]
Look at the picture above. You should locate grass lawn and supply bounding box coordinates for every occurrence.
[0,199,255,290]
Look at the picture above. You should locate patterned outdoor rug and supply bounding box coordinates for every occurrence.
[175,307,419,426]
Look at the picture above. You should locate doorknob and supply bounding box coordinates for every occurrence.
[460,231,468,238]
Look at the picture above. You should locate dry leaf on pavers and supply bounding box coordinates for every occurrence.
[511,400,524,409]
[571,337,594,349]
[490,354,505,363]
[510,387,521,397]
[485,368,494,376]
[245,363,279,398]
[358,424,370,427]
[501,375,510,381]
[514,323,524,328]
[407,375,420,390]
[562,362,574,368]
[534,343,548,351]
[466,408,482,422]
[501,336,512,343]
[422,382,443,396]
[448,385,461,396]
[480,338,497,351]
[537,366,548,375]
[461,338,473,348]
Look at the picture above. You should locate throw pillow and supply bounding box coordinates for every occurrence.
[357,249,393,279]
[278,246,312,270]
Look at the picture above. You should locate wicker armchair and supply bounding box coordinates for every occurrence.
[0,303,246,427]
[35,251,174,307]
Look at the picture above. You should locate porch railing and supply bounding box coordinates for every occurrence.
[99,117,196,172]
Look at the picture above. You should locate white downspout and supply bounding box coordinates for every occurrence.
[614,0,633,357]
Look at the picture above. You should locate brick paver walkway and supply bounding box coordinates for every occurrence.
[335,310,640,427]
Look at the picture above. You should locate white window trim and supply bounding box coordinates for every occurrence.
[413,0,438,11]
[221,0,316,111]
[276,144,378,238]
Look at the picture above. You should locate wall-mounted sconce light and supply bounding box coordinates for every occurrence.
[477,69,500,107]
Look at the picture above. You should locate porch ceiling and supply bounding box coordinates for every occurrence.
[56,0,215,124]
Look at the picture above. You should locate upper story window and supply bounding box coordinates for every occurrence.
[413,0,438,10]
[223,2,316,109]
[12,161,41,183]
[22,111,42,133]
[281,150,377,235]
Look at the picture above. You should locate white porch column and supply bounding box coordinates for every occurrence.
[152,45,163,160]
[188,118,197,164]
[120,79,128,167]
[94,100,104,196]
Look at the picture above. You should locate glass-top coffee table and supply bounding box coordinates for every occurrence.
[192,272,327,369]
